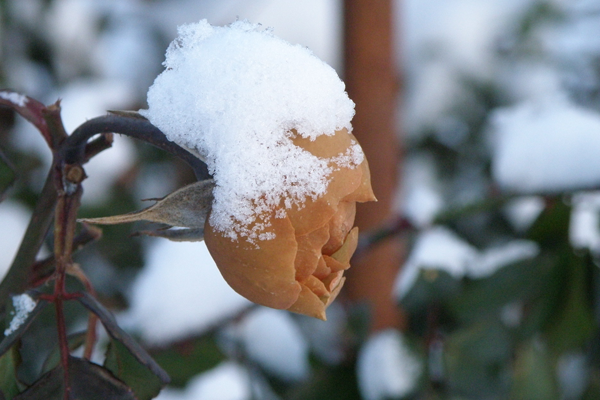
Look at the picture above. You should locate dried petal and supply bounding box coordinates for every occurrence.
[80,180,214,230]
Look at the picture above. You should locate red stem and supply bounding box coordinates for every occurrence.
[53,170,83,399]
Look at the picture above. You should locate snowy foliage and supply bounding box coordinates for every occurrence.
[490,99,600,193]
[236,308,309,382]
[357,329,422,400]
[396,226,540,299]
[157,362,250,400]
[127,240,250,345]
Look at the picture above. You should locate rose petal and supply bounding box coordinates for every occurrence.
[322,201,356,255]
[324,255,349,273]
[204,213,301,309]
[322,270,344,292]
[331,227,359,265]
[313,256,331,280]
[324,277,346,308]
[343,135,376,203]
[304,275,329,298]
[294,223,330,282]
[287,283,327,320]
[288,129,364,236]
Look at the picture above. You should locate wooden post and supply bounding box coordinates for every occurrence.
[343,0,405,331]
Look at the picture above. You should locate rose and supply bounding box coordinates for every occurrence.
[81,127,374,320]
[204,128,375,320]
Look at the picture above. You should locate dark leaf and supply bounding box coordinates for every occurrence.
[105,339,164,400]
[449,255,555,323]
[41,331,86,375]
[400,269,462,314]
[526,199,570,249]
[76,293,169,385]
[0,346,22,399]
[544,253,596,353]
[149,334,226,387]
[444,319,512,398]
[14,356,136,400]
[286,363,361,400]
[0,295,48,358]
[510,339,559,399]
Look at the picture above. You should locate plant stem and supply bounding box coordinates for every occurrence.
[0,170,57,311]
[53,163,83,399]
[66,115,210,180]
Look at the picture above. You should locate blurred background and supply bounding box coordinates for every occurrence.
[1,0,600,399]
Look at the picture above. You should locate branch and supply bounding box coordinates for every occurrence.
[65,115,210,180]
[0,170,57,310]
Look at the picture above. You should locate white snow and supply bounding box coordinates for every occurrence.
[0,91,27,107]
[570,191,600,253]
[45,0,101,81]
[356,329,422,400]
[141,20,358,241]
[395,226,540,298]
[401,0,531,135]
[503,196,545,232]
[399,154,444,227]
[126,239,250,345]
[157,361,250,400]
[237,308,309,382]
[4,293,37,336]
[557,352,589,400]
[395,226,478,299]
[469,240,539,279]
[296,302,346,365]
[0,201,32,280]
[491,99,600,193]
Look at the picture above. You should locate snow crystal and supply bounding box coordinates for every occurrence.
[4,293,37,336]
[0,91,27,107]
[237,308,309,382]
[141,20,357,240]
[126,239,250,345]
[157,361,250,400]
[357,329,422,400]
[491,99,600,193]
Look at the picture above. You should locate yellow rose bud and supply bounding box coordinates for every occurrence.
[204,128,376,320]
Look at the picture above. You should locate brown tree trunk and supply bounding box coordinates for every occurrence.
[343,0,405,331]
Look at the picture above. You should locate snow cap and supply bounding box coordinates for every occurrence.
[141,20,356,240]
